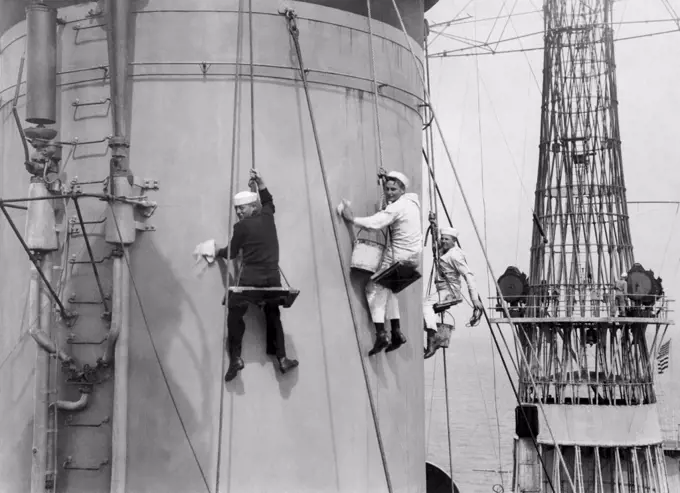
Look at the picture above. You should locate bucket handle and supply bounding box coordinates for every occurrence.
[356,228,387,245]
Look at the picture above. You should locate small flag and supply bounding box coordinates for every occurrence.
[658,340,671,375]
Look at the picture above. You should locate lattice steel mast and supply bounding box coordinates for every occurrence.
[492,0,672,491]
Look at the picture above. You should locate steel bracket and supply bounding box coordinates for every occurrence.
[135,221,155,232]
[63,457,110,471]
[132,176,160,191]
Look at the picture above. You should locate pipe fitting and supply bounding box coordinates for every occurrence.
[29,328,72,364]
[52,392,90,412]
[26,3,57,125]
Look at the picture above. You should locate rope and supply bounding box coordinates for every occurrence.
[441,348,455,485]
[108,205,210,493]
[283,10,393,493]
[424,38,456,481]
[248,0,256,172]
[387,1,574,488]
[216,2,246,491]
[471,21,504,485]
[424,39,438,219]
[365,0,385,174]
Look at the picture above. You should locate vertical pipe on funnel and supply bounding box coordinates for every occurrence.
[29,257,48,493]
[110,253,130,493]
[106,0,130,143]
[104,1,133,492]
[39,254,57,491]
[25,3,57,126]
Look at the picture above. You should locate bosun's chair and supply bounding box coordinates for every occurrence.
[433,298,461,314]
[369,227,422,294]
[228,268,300,308]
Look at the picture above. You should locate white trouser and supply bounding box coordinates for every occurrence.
[423,291,455,330]
[365,249,418,324]
[366,281,400,323]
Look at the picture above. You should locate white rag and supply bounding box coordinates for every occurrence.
[336,199,351,217]
[192,239,217,278]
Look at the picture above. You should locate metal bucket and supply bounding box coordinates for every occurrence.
[350,231,386,273]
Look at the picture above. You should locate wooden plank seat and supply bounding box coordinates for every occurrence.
[228,286,300,308]
[433,299,461,314]
[371,261,422,294]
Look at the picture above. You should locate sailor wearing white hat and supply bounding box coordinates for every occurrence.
[338,170,422,356]
[385,170,410,189]
[233,190,259,207]
[215,169,299,382]
[613,272,629,316]
[423,226,483,359]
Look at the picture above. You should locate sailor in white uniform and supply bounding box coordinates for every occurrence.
[339,171,423,356]
[424,227,483,358]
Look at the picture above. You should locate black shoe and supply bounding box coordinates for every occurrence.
[224,357,244,382]
[424,338,443,359]
[277,357,299,374]
[368,332,390,356]
[385,330,407,353]
[423,330,437,360]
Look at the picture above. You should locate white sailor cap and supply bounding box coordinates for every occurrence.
[440,227,459,239]
[233,191,258,206]
[386,171,410,189]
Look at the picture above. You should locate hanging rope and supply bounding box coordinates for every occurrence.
[108,206,211,492]
[394,3,572,489]
[248,0,256,174]
[441,349,455,486]
[471,22,505,485]
[215,1,246,491]
[421,77,557,493]
[283,9,393,493]
[365,0,385,176]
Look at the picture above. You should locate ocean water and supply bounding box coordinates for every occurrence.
[424,314,680,493]
[424,321,517,493]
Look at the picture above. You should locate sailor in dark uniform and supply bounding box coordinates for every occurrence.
[217,169,298,382]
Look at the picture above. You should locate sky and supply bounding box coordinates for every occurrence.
[424,0,680,298]
[422,0,680,435]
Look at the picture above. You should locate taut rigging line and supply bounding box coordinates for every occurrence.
[387,0,578,489]
[422,150,556,492]
[283,7,394,493]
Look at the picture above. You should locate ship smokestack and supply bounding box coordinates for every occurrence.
[25,3,57,126]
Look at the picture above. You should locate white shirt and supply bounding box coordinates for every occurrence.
[435,245,478,302]
[353,193,423,261]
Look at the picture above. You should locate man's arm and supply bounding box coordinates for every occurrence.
[250,169,275,215]
[352,209,397,230]
[216,223,244,260]
[451,252,481,307]
[259,188,275,215]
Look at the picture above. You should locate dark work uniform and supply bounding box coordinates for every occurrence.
[216,188,287,359]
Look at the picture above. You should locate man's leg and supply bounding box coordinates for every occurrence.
[225,299,248,382]
[385,292,407,353]
[263,303,282,356]
[423,293,439,332]
[365,280,390,356]
[423,293,440,359]
[263,303,299,374]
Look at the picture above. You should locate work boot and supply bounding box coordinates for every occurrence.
[277,357,299,374]
[385,319,407,353]
[385,331,407,353]
[368,323,390,356]
[224,357,245,382]
[369,333,390,356]
[424,330,440,359]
